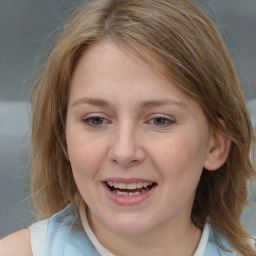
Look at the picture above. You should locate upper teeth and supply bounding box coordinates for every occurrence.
[106,181,153,190]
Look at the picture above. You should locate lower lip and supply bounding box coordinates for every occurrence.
[102,182,157,206]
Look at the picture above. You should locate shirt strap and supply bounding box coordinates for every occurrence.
[80,208,115,256]
[28,219,49,256]
[194,223,210,256]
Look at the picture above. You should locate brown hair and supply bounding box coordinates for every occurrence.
[30,0,256,254]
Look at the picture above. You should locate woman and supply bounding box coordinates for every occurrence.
[1,0,255,255]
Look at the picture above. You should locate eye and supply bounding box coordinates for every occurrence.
[149,116,174,127]
[82,116,109,127]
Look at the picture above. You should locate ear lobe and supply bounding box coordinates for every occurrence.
[203,128,231,171]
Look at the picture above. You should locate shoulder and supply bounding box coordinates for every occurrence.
[0,229,32,256]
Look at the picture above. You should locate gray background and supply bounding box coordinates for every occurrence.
[0,0,256,237]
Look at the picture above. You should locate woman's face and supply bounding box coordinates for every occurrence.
[66,40,214,235]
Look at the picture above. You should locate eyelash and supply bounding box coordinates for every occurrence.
[148,117,175,127]
[82,116,110,128]
[81,115,175,128]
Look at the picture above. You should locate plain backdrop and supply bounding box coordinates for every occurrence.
[0,0,256,237]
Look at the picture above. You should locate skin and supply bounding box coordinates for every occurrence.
[0,229,32,256]
[65,40,229,256]
[0,40,229,256]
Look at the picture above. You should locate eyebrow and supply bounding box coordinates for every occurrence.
[71,97,188,109]
[139,99,187,109]
[71,97,111,108]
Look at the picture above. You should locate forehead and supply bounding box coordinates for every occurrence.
[71,42,171,92]
[69,40,200,112]
[73,39,174,83]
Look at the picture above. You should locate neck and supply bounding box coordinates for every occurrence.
[87,210,202,256]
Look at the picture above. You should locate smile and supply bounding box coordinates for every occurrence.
[105,181,156,196]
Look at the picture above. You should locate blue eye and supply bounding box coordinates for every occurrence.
[82,116,108,127]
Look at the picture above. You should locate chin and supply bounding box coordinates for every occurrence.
[103,213,154,235]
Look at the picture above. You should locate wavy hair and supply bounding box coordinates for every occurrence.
[30,0,255,254]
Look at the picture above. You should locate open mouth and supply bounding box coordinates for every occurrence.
[105,181,156,196]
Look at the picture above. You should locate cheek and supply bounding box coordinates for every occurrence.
[153,133,207,207]
[67,136,108,204]
[151,130,208,177]
[66,129,107,179]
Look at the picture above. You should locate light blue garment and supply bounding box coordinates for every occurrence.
[43,204,238,256]
[43,204,100,256]
[204,226,239,256]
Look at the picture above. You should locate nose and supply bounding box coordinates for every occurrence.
[108,122,146,168]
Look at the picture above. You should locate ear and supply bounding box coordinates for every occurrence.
[203,124,231,171]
